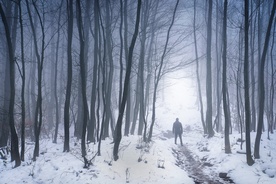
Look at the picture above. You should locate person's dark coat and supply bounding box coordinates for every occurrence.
[173,121,183,135]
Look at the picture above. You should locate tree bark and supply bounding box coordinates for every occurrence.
[64,0,74,152]
[206,0,214,138]
[76,0,89,168]
[0,2,21,167]
[113,0,141,161]
[18,0,26,161]
[193,0,206,134]
[244,0,254,166]
[148,0,179,142]
[254,0,276,159]
[222,0,231,154]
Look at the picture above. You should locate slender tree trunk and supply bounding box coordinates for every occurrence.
[64,0,74,152]
[193,0,206,134]
[104,0,115,139]
[0,1,13,149]
[53,0,63,144]
[269,22,275,135]
[250,2,257,132]
[0,2,21,167]
[76,0,89,168]
[206,0,214,137]
[113,0,141,161]
[222,0,231,154]
[244,0,254,166]
[26,0,45,161]
[148,0,179,142]
[254,0,276,159]
[89,0,99,144]
[18,0,26,161]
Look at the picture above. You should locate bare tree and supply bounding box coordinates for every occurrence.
[113,0,141,161]
[26,0,46,161]
[0,2,21,167]
[148,0,180,142]
[222,0,231,154]
[76,0,90,168]
[64,0,74,152]
[193,0,206,134]
[53,0,64,144]
[254,0,276,159]
[18,0,26,161]
[244,0,254,166]
[206,0,214,137]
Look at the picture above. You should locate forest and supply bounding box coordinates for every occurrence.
[0,0,276,183]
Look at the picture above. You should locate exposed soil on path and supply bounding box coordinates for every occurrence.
[172,145,224,184]
[162,130,233,184]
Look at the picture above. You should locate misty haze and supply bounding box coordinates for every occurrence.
[0,0,276,183]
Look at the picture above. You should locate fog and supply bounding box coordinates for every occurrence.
[0,0,276,182]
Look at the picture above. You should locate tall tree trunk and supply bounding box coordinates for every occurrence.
[113,0,141,161]
[268,22,275,135]
[206,0,214,137]
[244,0,254,166]
[53,0,63,144]
[0,1,13,148]
[250,1,257,132]
[214,0,222,133]
[76,0,89,168]
[64,0,74,152]
[18,0,26,161]
[193,0,206,134]
[148,0,179,142]
[26,0,45,161]
[104,0,115,139]
[89,0,99,144]
[0,2,21,167]
[254,0,276,159]
[222,0,231,154]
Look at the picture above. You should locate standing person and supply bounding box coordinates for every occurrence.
[172,118,183,146]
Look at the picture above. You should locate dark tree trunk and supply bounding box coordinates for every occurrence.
[18,0,26,161]
[89,0,99,144]
[53,0,63,144]
[222,0,231,154]
[64,0,74,152]
[250,2,257,132]
[206,0,214,138]
[148,0,179,142]
[26,0,45,161]
[244,0,254,166]
[113,0,141,161]
[76,0,89,168]
[193,0,206,134]
[254,0,276,159]
[0,0,13,149]
[0,2,21,167]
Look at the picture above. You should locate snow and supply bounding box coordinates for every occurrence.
[1,77,276,184]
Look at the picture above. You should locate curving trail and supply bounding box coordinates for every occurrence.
[161,130,232,184]
[172,145,224,184]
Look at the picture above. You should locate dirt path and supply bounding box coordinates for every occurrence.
[172,145,224,184]
[162,130,232,183]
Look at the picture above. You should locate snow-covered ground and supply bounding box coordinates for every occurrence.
[1,76,276,183]
[1,124,276,183]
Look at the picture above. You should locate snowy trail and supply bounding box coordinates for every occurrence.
[161,129,232,184]
[172,145,224,184]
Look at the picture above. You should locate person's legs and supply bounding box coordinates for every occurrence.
[179,134,183,146]
[175,133,177,144]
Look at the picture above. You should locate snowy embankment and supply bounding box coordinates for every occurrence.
[0,129,193,184]
[1,125,276,183]
[180,124,276,184]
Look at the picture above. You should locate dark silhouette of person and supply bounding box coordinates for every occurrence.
[172,118,183,146]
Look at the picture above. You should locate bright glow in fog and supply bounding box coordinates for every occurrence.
[156,71,200,130]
